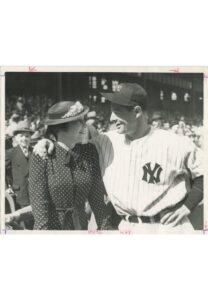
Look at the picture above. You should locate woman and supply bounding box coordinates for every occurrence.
[29,101,110,230]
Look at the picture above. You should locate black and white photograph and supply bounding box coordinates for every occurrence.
[1,68,205,233]
[1,2,208,300]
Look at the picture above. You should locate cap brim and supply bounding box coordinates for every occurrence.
[101,92,115,101]
[101,92,133,106]
[43,106,89,126]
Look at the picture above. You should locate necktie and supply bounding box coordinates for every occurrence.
[22,147,29,158]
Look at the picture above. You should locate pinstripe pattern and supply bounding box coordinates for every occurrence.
[92,128,202,217]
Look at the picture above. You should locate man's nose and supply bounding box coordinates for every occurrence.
[110,112,117,122]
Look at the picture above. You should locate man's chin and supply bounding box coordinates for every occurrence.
[21,143,29,148]
[116,128,126,134]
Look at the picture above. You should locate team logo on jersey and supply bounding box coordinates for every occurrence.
[142,162,163,184]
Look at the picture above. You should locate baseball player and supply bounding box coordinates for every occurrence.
[34,83,203,232]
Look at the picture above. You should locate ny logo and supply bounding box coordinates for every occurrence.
[142,162,163,184]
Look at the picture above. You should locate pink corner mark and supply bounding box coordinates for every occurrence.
[28,66,37,72]
[203,220,208,234]
[204,74,208,80]
[88,229,103,234]
[120,230,131,234]
[169,67,180,73]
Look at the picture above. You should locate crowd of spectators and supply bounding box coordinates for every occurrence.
[5,94,204,149]
[149,111,203,149]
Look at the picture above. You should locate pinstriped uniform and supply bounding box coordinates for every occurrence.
[92,128,202,218]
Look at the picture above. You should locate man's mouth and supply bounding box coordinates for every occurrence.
[115,122,123,129]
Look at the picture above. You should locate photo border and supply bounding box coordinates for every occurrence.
[1,66,207,234]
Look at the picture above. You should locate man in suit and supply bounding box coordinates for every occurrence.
[5,121,34,229]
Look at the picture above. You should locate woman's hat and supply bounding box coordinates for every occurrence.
[13,121,34,135]
[43,101,89,125]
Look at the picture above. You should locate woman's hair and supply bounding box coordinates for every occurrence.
[45,123,69,140]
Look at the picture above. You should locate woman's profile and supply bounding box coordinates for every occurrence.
[29,100,111,230]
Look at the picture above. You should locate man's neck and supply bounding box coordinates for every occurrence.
[126,123,151,141]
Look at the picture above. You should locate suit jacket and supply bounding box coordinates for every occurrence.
[6,145,33,207]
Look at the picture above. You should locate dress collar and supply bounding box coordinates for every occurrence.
[57,141,70,152]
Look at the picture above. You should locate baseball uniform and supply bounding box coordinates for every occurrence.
[92,127,202,232]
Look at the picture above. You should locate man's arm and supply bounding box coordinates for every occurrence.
[34,124,100,158]
[161,176,203,227]
[161,140,203,227]
[184,176,203,211]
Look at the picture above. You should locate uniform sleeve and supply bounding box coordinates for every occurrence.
[183,138,203,211]
[88,145,112,230]
[90,134,102,158]
[183,138,203,179]
[29,154,55,229]
[91,133,110,178]
[183,176,203,211]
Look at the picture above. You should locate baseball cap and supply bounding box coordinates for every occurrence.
[101,83,148,107]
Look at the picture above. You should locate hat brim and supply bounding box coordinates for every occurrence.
[13,129,34,135]
[101,92,134,106]
[43,106,89,126]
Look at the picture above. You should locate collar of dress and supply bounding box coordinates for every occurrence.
[57,141,70,152]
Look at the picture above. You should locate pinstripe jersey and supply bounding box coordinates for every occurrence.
[92,128,202,217]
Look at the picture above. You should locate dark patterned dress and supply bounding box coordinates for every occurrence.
[29,142,109,230]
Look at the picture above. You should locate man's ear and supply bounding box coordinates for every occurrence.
[134,106,142,118]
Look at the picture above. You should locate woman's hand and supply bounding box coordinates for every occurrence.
[160,205,191,227]
[33,138,55,158]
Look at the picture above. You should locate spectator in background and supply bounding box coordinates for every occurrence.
[163,121,171,131]
[178,116,186,129]
[14,97,25,117]
[151,111,163,129]
[176,127,185,136]
[86,111,97,127]
[195,134,203,149]
[5,120,34,229]
[5,113,20,137]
